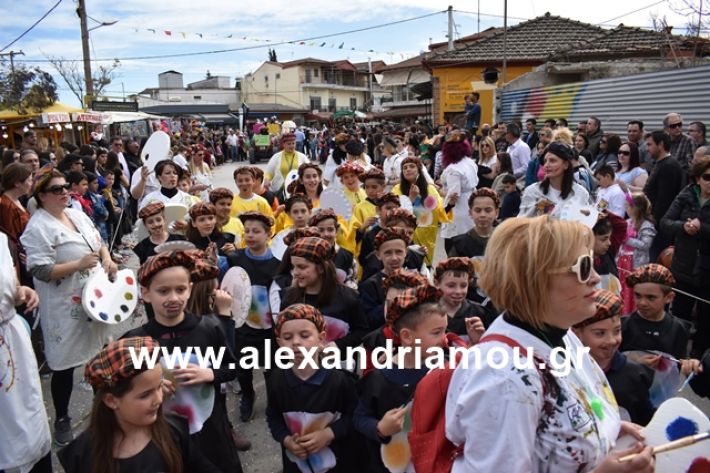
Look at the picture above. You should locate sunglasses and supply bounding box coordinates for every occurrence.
[554,250,594,284]
[43,183,71,194]
[701,173,710,182]
[481,143,490,148]
[669,122,683,129]
[618,150,631,156]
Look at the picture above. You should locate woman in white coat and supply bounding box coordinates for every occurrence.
[20,168,116,447]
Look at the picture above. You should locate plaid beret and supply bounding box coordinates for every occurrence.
[334,133,350,145]
[625,263,675,288]
[184,249,220,282]
[374,192,401,208]
[336,161,365,177]
[238,210,274,228]
[85,337,159,390]
[189,201,216,220]
[209,187,234,204]
[435,257,476,281]
[289,236,334,264]
[469,187,500,208]
[298,162,322,178]
[383,268,428,292]
[574,290,623,329]
[281,133,296,143]
[309,208,339,227]
[382,208,416,228]
[375,226,411,250]
[401,156,422,170]
[386,283,442,328]
[275,303,326,337]
[138,201,165,220]
[138,250,196,286]
[359,167,385,184]
[283,226,321,247]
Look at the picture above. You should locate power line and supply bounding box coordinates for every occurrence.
[598,0,668,25]
[15,10,446,63]
[0,0,63,53]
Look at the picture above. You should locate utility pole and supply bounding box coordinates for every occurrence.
[367,56,373,111]
[447,5,454,51]
[0,50,24,73]
[77,0,93,105]
[502,0,508,86]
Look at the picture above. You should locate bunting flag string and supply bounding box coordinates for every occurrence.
[129,26,415,59]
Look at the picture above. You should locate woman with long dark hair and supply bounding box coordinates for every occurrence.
[520,143,591,217]
[616,142,648,193]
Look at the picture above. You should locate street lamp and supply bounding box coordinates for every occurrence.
[77,0,117,106]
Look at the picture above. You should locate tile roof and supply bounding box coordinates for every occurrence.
[426,13,606,64]
[549,25,702,60]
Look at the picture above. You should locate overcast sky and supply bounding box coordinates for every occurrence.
[1,0,699,106]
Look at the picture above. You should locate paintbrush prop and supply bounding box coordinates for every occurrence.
[618,430,710,463]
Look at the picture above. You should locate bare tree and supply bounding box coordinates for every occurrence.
[46,56,120,106]
[668,0,708,36]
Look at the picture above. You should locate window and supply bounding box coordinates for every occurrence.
[310,96,322,111]
[305,69,312,83]
[313,68,319,77]
[350,97,357,110]
[328,97,337,113]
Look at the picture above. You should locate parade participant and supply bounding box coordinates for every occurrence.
[266,304,359,473]
[434,257,494,341]
[187,146,212,201]
[274,194,313,235]
[125,252,243,473]
[572,290,655,425]
[439,131,478,251]
[355,192,400,270]
[292,162,324,208]
[185,202,236,256]
[139,159,194,214]
[354,283,448,473]
[230,167,273,218]
[447,187,499,258]
[392,156,450,264]
[251,166,280,211]
[281,237,368,354]
[446,216,654,472]
[0,231,52,473]
[323,132,352,187]
[20,167,116,446]
[349,168,386,243]
[132,202,186,264]
[381,136,405,191]
[336,161,367,208]
[227,211,280,422]
[310,209,357,288]
[177,171,202,205]
[57,337,223,472]
[269,226,322,313]
[209,187,244,245]
[264,133,309,198]
[520,142,591,216]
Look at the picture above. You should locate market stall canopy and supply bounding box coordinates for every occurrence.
[99,111,165,124]
[0,102,82,121]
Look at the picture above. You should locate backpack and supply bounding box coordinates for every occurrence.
[407,334,542,473]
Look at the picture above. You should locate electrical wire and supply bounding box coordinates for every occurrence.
[597,0,668,25]
[14,10,446,63]
[0,0,63,53]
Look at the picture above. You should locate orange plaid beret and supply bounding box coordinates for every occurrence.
[283,226,321,247]
[574,290,623,328]
[336,161,365,177]
[309,208,339,227]
[238,210,274,228]
[625,263,675,288]
[209,187,233,204]
[375,226,411,250]
[386,283,442,327]
[138,250,196,286]
[435,257,476,281]
[85,337,159,390]
[189,201,216,220]
[184,249,220,282]
[382,208,416,229]
[138,201,165,220]
[290,236,334,264]
[281,133,296,143]
[275,303,326,337]
[359,167,385,183]
[383,268,428,292]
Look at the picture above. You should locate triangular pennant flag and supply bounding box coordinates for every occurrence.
[180,32,186,38]
[319,42,326,47]
[308,42,315,46]
[350,47,355,50]
[338,42,344,49]
[148,28,156,33]
[164,30,172,36]
[299,41,305,45]
[197,33,203,38]
[133,28,139,33]
[227,34,233,38]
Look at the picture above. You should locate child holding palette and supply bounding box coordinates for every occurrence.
[132,202,187,264]
[58,337,222,472]
[123,251,243,473]
[266,304,359,473]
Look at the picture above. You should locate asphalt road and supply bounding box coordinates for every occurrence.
[41,158,709,472]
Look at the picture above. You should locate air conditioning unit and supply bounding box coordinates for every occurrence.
[168,96,183,102]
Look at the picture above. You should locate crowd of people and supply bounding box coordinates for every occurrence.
[0,110,709,473]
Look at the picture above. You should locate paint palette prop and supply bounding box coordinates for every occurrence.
[398,195,414,213]
[281,120,297,134]
[320,187,352,221]
[270,229,291,260]
[154,240,196,253]
[624,350,683,407]
[551,202,599,229]
[245,285,273,329]
[616,398,710,473]
[283,411,340,473]
[140,131,171,173]
[135,203,189,240]
[381,402,414,473]
[161,354,215,434]
[220,267,251,327]
[82,268,138,324]
[283,169,300,199]
[322,315,349,343]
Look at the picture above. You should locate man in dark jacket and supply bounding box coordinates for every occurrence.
[524,118,539,149]
[585,116,604,157]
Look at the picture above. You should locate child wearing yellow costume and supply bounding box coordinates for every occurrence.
[347,168,387,257]
[336,161,367,209]
[230,167,274,219]
[209,187,244,246]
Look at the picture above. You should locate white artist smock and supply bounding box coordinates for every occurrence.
[440,157,478,239]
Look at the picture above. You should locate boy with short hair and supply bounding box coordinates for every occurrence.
[227,211,281,422]
[66,171,92,217]
[250,166,279,211]
[209,187,244,246]
[447,188,499,257]
[595,165,627,217]
[354,283,449,472]
[498,175,521,220]
[310,209,357,289]
[84,171,110,242]
[231,167,274,218]
[266,304,359,473]
[356,192,400,269]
